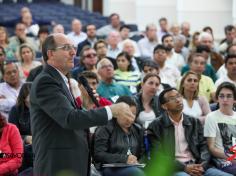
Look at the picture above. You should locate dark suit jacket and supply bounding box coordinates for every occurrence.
[30,64,108,176]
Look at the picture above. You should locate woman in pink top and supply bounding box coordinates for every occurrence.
[0,113,23,175]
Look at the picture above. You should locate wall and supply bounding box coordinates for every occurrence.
[102,0,234,40]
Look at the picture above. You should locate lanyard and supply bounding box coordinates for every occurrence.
[126,134,132,155]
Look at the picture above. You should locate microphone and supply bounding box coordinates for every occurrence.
[77,75,100,107]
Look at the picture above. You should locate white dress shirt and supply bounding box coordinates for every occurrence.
[0,82,22,119]
[67,32,87,46]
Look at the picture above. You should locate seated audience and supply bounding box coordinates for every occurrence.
[137,60,171,94]
[94,39,117,68]
[93,96,145,176]
[122,39,144,71]
[9,82,32,144]
[215,54,236,88]
[138,23,158,58]
[153,44,180,88]
[134,73,162,128]
[0,26,16,60]
[97,58,131,103]
[97,13,122,37]
[181,45,217,82]
[17,44,42,81]
[76,71,112,109]
[71,46,98,79]
[187,53,216,102]
[0,62,23,118]
[0,112,23,175]
[162,34,185,71]
[179,71,211,124]
[0,46,6,82]
[114,52,141,94]
[148,88,231,176]
[204,82,236,175]
[9,23,38,55]
[9,82,33,171]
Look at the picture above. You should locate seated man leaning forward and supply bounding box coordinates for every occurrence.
[147,87,231,176]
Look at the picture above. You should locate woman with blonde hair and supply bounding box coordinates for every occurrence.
[17,43,41,80]
[0,26,16,60]
[179,71,211,124]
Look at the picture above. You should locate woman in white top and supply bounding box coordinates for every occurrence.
[179,71,211,124]
[17,43,42,81]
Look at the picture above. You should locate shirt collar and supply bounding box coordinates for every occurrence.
[168,114,184,126]
[51,66,69,85]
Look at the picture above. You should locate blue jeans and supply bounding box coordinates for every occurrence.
[102,166,145,176]
[174,167,233,176]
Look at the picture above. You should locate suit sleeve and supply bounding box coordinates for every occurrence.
[34,75,108,129]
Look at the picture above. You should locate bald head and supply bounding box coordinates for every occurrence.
[199,32,213,50]
[71,19,82,34]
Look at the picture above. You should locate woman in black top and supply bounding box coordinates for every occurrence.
[93,96,145,176]
[9,82,32,143]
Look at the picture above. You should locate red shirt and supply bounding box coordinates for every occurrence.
[76,96,112,108]
[0,123,23,175]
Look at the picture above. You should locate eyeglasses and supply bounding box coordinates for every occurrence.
[218,94,234,100]
[165,94,183,103]
[84,53,97,58]
[54,44,76,51]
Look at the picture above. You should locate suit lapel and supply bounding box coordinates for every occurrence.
[44,64,77,108]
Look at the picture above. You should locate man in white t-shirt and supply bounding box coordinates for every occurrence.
[215,54,236,88]
[204,82,236,175]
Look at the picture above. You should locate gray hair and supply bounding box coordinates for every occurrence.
[198,32,213,42]
[173,34,186,44]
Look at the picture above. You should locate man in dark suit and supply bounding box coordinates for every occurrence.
[30,33,135,176]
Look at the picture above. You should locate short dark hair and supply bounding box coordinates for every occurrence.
[119,25,130,32]
[159,17,167,23]
[215,82,236,100]
[116,52,134,71]
[224,25,235,35]
[109,13,119,20]
[3,62,18,75]
[153,44,168,53]
[142,60,159,71]
[85,24,96,33]
[38,26,49,37]
[161,34,173,43]
[225,54,236,65]
[116,96,136,107]
[159,87,177,105]
[78,71,99,83]
[94,39,108,50]
[202,26,213,34]
[188,53,206,64]
[142,73,161,84]
[42,35,57,62]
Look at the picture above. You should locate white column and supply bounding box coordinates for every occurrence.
[233,0,236,24]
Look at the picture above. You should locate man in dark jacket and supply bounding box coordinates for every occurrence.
[30,33,135,176]
[147,88,228,176]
